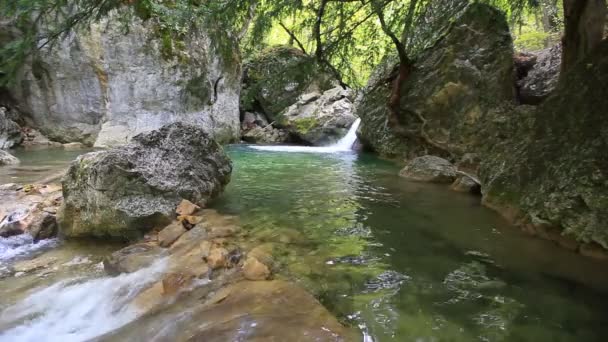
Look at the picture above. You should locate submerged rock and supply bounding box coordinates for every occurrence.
[0,150,19,166]
[399,155,457,183]
[59,122,232,239]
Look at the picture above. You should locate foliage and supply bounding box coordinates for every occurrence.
[0,0,568,87]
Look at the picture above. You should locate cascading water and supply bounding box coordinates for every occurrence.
[251,118,361,153]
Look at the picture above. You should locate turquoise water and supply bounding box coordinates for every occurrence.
[215,145,608,341]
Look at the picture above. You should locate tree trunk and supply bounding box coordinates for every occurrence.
[561,0,607,74]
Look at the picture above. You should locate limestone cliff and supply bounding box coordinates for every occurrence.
[8,10,241,147]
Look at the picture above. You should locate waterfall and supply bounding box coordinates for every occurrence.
[251,118,361,153]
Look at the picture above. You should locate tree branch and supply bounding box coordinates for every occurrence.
[279,22,307,54]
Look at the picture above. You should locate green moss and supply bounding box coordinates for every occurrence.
[292,117,319,134]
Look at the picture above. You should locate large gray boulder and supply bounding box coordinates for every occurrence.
[7,9,241,147]
[357,3,514,158]
[0,107,23,149]
[59,122,232,240]
[280,86,356,145]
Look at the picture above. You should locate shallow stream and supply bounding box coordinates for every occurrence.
[1,145,608,341]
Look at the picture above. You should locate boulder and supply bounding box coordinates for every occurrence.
[516,44,561,105]
[280,86,357,145]
[241,46,335,122]
[6,8,241,147]
[399,155,457,183]
[0,150,19,166]
[480,39,608,250]
[59,122,232,239]
[450,174,481,194]
[0,107,23,149]
[357,3,514,158]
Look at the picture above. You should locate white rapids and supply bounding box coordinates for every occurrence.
[251,118,361,153]
[0,259,168,342]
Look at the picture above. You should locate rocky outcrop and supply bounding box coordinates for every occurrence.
[240,111,289,144]
[357,3,514,159]
[240,46,357,146]
[241,46,335,122]
[0,150,19,166]
[7,9,241,147]
[0,107,23,149]
[515,44,561,104]
[480,40,608,255]
[59,123,232,239]
[280,86,357,145]
[0,183,62,241]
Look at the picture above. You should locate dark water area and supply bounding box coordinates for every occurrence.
[215,145,608,341]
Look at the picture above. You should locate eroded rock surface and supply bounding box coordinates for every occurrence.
[0,107,23,149]
[59,123,232,239]
[7,9,241,147]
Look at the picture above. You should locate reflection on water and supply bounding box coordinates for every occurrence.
[0,148,95,184]
[215,145,608,342]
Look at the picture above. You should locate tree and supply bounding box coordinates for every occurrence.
[561,0,607,74]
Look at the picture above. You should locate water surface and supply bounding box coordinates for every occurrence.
[215,145,608,341]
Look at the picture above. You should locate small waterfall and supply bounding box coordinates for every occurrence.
[251,118,361,153]
[331,118,361,151]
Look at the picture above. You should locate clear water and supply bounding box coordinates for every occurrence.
[215,145,608,341]
[2,145,608,341]
[0,148,95,184]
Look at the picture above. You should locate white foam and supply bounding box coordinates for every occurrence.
[0,235,59,262]
[252,118,361,153]
[0,258,168,342]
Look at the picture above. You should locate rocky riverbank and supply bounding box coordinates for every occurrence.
[356,3,608,260]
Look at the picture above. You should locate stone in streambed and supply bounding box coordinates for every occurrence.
[242,256,270,281]
[206,247,229,270]
[59,123,232,240]
[399,155,457,183]
[103,243,165,275]
[158,221,188,248]
[450,174,481,194]
[176,199,200,216]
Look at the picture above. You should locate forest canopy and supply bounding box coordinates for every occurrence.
[0,0,606,87]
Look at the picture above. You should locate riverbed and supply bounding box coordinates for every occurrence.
[1,145,608,341]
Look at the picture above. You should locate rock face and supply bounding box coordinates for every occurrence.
[8,9,241,147]
[0,107,23,149]
[281,86,357,145]
[480,40,608,251]
[59,123,232,239]
[516,44,561,105]
[240,46,356,145]
[241,46,335,121]
[0,150,19,166]
[399,155,457,183]
[357,3,514,158]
